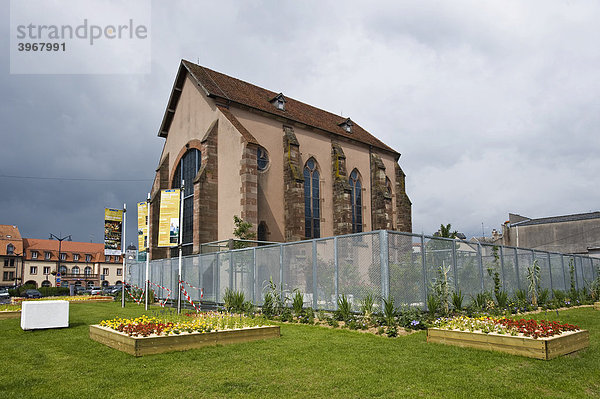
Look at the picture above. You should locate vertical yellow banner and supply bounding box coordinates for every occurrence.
[158,189,180,247]
[104,208,123,255]
[137,201,148,259]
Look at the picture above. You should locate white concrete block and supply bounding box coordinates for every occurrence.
[21,300,69,330]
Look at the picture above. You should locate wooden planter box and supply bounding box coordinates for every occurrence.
[0,311,21,320]
[427,328,589,360]
[90,324,280,357]
[594,302,600,310]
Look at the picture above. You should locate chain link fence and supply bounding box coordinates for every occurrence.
[126,230,600,311]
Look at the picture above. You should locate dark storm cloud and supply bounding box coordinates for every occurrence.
[1,0,599,244]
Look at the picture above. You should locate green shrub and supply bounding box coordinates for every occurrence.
[38,287,70,297]
[292,289,304,316]
[360,293,375,316]
[495,290,508,309]
[427,293,440,315]
[383,296,396,326]
[451,290,464,311]
[335,294,352,322]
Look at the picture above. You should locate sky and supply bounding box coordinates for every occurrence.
[1,0,599,247]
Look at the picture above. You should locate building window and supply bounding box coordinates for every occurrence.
[31,251,38,259]
[114,255,120,262]
[30,266,37,275]
[43,266,50,275]
[304,158,321,239]
[3,271,14,281]
[73,254,79,261]
[6,244,14,255]
[103,268,109,275]
[172,148,201,254]
[257,146,269,171]
[60,253,66,261]
[85,254,91,262]
[45,252,51,260]
[41,280,51,287]
[71,266,80,275]
[117,268,122,276]
[338,118,353,133]
[349,169,363,233]
[105,256,110,262]
[84,266,92,276]
[270,93,286,111]
[59,266,67,275]
[5,258,15,267]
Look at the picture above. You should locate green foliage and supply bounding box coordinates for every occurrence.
[382,296,396,326]
[232,215,256,249]
[431,264,451,315]
[299,307,314,324]
[397,306,427,330]
[526,260,541,307]
[426,293,440,315]
[451,290,464,311]
[538,288,550,306]
[495,290,508,309]
[10,284,36,297]
[292,289,304,316]
[437,223,458,238]
[261,277,287,319]
[335,294,353,322]
[513,289,528,306]
[223,288,252,313]
[590,269,600,301]
[471,291,493,311]
[569,259,577,299]
[359,293,375,316]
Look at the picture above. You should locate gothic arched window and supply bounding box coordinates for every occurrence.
[349,169,363,233]
[172,148,201,255]
[304,158,320,239]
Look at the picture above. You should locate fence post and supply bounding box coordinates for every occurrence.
[279,245,284,299]
[312,240,318,309]
[561,255,567,292]
[215,252,220,303]
[514,248,521,291]
[546,252,553,298]
[421,233,428,307]
[452,239,458,293]
[252,248,257,304]
[379,230,390,303]
[477,242,484,292]
[334,236,339,310]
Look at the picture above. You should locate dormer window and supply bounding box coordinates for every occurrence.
[339,118,353,133]
[270,93,286,111]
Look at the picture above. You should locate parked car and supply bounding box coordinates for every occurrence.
[22,289,42,299]
[74,286,87,295]
[90,287,103,295]
[0,288,10,302]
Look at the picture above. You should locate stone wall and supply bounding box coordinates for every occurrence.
[240,141,258,235]
[394,163,412,233]
[195,120,219,247]
[282,126,305,241]
[331,142,352,235]
[370,153,393,230]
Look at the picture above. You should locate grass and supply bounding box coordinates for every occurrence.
[1,303,599,398]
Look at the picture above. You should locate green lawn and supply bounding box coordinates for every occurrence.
[1,303,599,398]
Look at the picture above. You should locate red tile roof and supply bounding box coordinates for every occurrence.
[160,60,399,157]
[21,239,115,262]
[0,225,23,255]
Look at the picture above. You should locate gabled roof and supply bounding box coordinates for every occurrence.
[159,60,399,157]
[22,239,106,262]
[511,211,600,227]
[0,225,21,240]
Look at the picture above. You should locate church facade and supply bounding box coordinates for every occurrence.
[148,60,411,259]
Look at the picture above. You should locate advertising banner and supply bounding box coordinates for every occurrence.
[158,189,180,247]
[137,201,148,260]
[104,208,123,255]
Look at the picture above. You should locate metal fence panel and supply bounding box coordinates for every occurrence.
[388,232,424,308]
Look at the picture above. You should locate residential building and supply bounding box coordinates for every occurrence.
[149,60,412,259]
[0,225,23,287]
[21,239,124,288]
[501,212,600,257]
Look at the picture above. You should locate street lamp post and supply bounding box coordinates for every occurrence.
[49,233,71,287]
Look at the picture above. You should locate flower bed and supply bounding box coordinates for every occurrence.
[90,313,279,356]
[0,304,21,320]
[13,296,114,303]
[427,316,589,360]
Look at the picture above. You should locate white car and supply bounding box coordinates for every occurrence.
[90,287,103,295]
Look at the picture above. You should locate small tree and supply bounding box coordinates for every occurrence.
[527,260,541,307]
[232,215,256,249]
